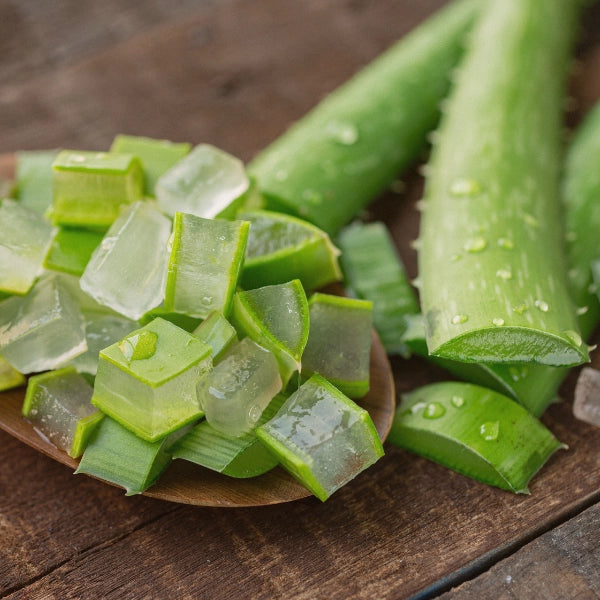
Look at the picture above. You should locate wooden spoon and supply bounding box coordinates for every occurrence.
[0,152,396,507]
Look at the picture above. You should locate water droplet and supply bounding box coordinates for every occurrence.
[202,296,213,306]
[451,396,464,408]
[248,404,262,423]
[449,177,482,197]
[119,330,158,361]
[463,237,487,253]
[325,120,359,145]
[409,401,427,415]
[480,421,500,441]
[423,402,446,419]
[577,306,589,316]
[513,303,528,315]
[301,189,323,206]
[508,366,529,382]
[451,314,468,325]
[535,300,549,312]
[497,237,515,250]
[101,236,117,251]
[564,330,582,347]
[523,213,539,228]
[492,318,505,327]
[496,268,512,280]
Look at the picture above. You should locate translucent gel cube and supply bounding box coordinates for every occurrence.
[256,374,384,501]
[80,201,172,320]
[0,199,55,295]
[199,337,282,437]
[0,274,87,373]
[22,367,99,457]
[92,318,212,441]
[156,144,250,219]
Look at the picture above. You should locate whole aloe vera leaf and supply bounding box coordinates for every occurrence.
[248,0,480,236]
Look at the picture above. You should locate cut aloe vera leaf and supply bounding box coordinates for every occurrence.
[22,366,101,458]
[389,381,565,493]
[0,357,25,392]
[15,149,59,215]
[240,209,342,291]
[76,416,188,495]
[156,144,249,219]
[80,201,172,320]
[337,221,419,357]
[43,227,104,277]
[92,317,212,442]
[0,274,87,374]
[301,293,372,398]
[248,0,479,236]
[418,0,587,367]
[171,392,287,478]
[164,213,249,319]
[51,150,144,228]
[192,310,237,362]
[198,337,282,437]
[257,374,384,501]
[0,198,55,295]
[230,280,309,387]
[110,134,191,197]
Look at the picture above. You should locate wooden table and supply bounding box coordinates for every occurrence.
[1,1,600,598]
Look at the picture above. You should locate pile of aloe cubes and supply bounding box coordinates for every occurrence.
[0,137,383,500]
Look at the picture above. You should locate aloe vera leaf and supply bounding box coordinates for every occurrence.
[337,221,419,357]
[418,0,587,367]
[388,381,565,493]
[248,0,480,236]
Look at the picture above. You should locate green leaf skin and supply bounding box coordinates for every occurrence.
[418,0,587,367]
[388,382,565,493]
[43,227,104,277]
[248,0,480,236]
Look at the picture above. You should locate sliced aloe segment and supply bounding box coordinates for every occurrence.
[240,210,342,291]
[0,357,25,392]
[15,149,59,215]
[389,381,565,493]
[337,221,418,356]
[171,392,287,478]
[43,227,104,276]
[257,374,384,501]
[22,366,100,458]
[92,318,212,441]
[110,134,191,197]
[301,293,372,398]
[76,416,187,495]
[230,280,309,386]
[164,213,249,319]
[51,150,144,228]
[192,310,237,362]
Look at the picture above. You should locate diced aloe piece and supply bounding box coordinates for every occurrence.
[43,227,104,276]
[16,149,59,214]
[156,144,249,219]
[337,221,419,356]
[80,201,172,320]
[92,318,212,441]
[76,416,186,495]
[198,337,282,437]
[164,213,249,319]
[110,134,192,197]
[192,310,237,362]
[301,293,372,398]
[257,374,384,501]
[51,150,144,228]
[0,199,55,295]
[0,357,25,391]
[240,209,342,291]
[389,381,565,493]
[171,392,287,478]
[22,366,100,458]
[230,280,309,387]
[0,274,87,373]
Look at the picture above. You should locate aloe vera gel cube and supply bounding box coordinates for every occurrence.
[22,367,100,458]
[199,337,282,437]
[0,274,86,373]
[0,357,25,392]
[156,144,250,219]
[257,374,384,501]
[192,310,237,361]
[16,149,59,215]
[0,199,55,295]
[164,213,249,319]
[51,150,144,227]
[92,318,212,441]
[80,201,172,320]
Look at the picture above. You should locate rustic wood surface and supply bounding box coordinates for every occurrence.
[1,1,600,598]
